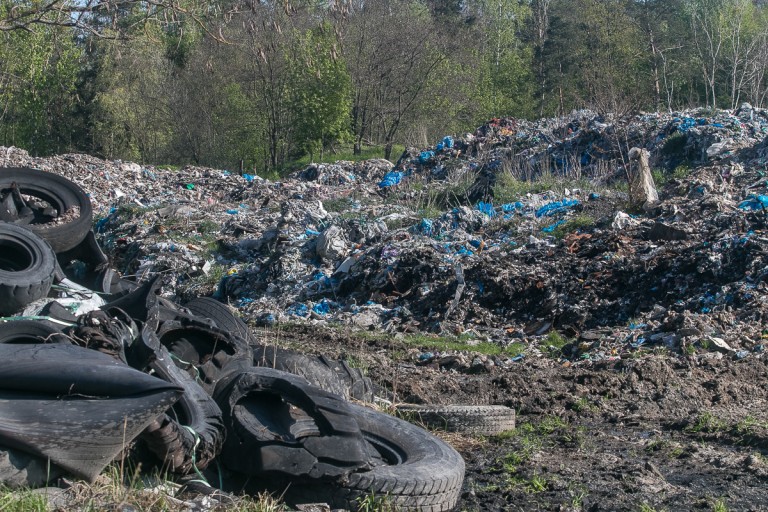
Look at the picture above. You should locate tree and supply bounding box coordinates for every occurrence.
[289,23,351,160]
[0,23,82,153]
[341,0,449,159]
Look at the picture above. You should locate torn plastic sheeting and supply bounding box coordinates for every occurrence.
[378,171,403,188]
[419,151,435,164]
[501,202,524,212]
[419,218,434,236]
[542,220,565,233]
[476,202,496,217]
[287,303,309,317]
[535,198,580,218]
[738,195,768,210]
[436,136,454,151]
[312,300,337,316]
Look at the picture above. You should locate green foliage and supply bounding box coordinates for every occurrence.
[0,489,47,512]
[685,412,727,434]
[551,214,595,239]
[289,23,352,159]
[0,23,82,153]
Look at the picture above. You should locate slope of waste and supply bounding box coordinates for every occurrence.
[2,105,766,368]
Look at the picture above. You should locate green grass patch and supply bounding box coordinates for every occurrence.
[550,214,595,239]
[0,489,47,512]
[284,143,406,173]
[685,412,728,434]
[401,333,525,357]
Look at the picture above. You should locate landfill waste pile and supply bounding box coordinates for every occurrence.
[1,104,768,511]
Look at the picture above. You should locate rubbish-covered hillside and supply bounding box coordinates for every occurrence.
[3,104,767,365]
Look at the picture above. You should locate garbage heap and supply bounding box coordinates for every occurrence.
[2,104,767,365]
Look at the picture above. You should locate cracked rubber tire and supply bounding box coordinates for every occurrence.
[0,224,56,315]
[396,404,516,436]
[0,167,92,253]
[0,320,69,344]
[294,403,465,512]
[184,297,256,344]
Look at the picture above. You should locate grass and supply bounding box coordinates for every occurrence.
[355,491,396,512]
[5,463,290,511]
[550,214,595,239]
[685,412,728,434]
[539,331,569,358]
[0,489,47,512]
[284,143,406,172]
[400,333,526,358]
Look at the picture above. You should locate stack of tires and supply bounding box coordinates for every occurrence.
[0,167,466,511]
[0,168,93,315]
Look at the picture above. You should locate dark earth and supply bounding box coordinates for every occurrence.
[268,323,768,512]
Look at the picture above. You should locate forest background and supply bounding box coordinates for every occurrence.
[1,0,767,176]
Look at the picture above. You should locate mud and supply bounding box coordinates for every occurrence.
[267,323,768,512]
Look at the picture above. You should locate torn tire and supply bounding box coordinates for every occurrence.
[396,404,516,436]
[134,325,224,474]
[0,168,93,252]
[213,367,371,480]
[0,223,56,315]
[293,403,466,512]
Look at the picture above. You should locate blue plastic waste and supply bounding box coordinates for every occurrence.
[501,202,523,212]
[312,301,332,316]
[419,151,435,164]
[379,171,403,188]
[476,201,496,217]
[242,173,255,182]
[738,195,768,210]
[287,303,309,317]
[419,218,434,236]
[535,198,580,217]
[542,220,565,233]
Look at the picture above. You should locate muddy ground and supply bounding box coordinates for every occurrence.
[266,323,768,512]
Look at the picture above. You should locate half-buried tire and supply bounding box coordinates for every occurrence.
[0,224,56,316]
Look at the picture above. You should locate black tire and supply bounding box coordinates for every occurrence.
[396,404,516,436]
[156,319,253,395]
[252,345,374,402]
[0,167,93,252]
[0,223,56,315]
[295,403,465,512]
[0,320,69,344]
[213,368,371,480]
[184,297,256,343]
[135,326,224,474]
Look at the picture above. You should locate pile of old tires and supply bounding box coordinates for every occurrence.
[0,167,465,512]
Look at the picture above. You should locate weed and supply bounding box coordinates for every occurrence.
[711,497,728,512]
[550,214,595,239]
[661,132,687,156]
[0,489,47,512]
[686,412,727,434]
[356,491,396,512]
[638,503,666,512]
[526,473,548,493]
[572,397,592,413]
[323,197,355,213]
